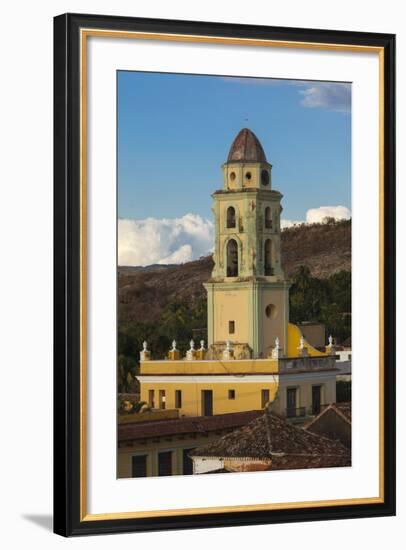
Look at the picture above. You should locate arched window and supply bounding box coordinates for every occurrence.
[261,169,270,186]
[226,239,239,277]
[264,239,273,275]
[265,207,272,229]
[226,206,236,228]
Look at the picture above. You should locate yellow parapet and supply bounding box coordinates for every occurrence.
[140,358,279,376]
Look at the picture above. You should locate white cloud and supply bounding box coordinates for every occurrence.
[118,213,214,266]
[119,206,350,266]
[220,78,351,112]
[280,219,305,229]
[160,244,193,265]
[305,205,351,224]
[299,83,351,113]
[281,205,351,228]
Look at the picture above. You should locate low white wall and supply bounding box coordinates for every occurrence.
[192,457,224,474]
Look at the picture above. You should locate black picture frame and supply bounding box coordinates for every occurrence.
[54,12,396,537]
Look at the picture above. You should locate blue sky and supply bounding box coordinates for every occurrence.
[117,71,351,266]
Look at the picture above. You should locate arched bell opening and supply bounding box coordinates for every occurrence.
[226,239,239,277]
[265,206,272,229]
[226,206,236,229]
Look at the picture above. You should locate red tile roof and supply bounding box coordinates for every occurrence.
[190,410,350,469]
[118,410,263,442]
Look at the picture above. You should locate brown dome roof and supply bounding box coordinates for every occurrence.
[227,128,267,163]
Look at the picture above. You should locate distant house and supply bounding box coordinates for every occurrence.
[189,409,350,474]
[305,403,351,448]
[334,351,351,402]
[117,410,262,478]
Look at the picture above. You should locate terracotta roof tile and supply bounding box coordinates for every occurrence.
[190,410,350,469]
[118,410,262,442]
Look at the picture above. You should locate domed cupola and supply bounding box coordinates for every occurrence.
[227,128,267,163]
[223,128,272,190]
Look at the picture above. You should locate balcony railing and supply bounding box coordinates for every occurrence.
[285,406,306,418]
[279,356,337,373]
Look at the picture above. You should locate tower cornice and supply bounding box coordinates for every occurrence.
[213,188,283,199]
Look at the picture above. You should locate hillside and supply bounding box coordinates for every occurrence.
[118,219,351,324]
[281,219,351,278]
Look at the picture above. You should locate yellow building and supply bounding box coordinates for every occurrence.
[138,129,338,420]
[139,357,279,417]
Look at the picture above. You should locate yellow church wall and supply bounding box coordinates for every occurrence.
[139,379,279,417]
[212,287,250,343]
[261,287,289,356]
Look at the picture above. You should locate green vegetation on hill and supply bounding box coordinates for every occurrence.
[289,266,351,342]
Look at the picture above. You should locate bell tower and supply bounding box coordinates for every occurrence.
[204,129,290,358]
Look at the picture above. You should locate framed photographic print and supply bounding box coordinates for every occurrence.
[53,13,396,536]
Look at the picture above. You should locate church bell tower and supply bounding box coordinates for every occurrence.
[204,128,290,358]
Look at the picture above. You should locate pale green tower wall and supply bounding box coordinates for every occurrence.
[211,190,284,280]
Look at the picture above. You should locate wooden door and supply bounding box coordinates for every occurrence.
[286,388,297,417]
[312,385,322,415]
[202,390,213,416]
[158,451,172,476]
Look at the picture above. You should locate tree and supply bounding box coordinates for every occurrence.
[117,354,138,393]
[289,265,351,343]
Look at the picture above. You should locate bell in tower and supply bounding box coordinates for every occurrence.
[204,128,290,359]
